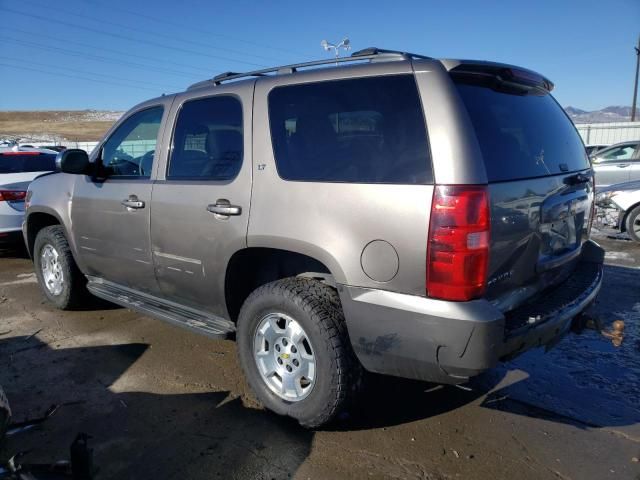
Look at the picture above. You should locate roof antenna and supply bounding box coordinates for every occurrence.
[321,38,351,64]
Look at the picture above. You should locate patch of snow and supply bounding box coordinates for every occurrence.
[604,251,635,262]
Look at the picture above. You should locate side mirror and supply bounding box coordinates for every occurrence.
[56,149,91,174]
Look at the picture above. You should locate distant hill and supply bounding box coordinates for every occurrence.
[564,105,640,124]
[1,106,639,143]
[0,110,123,143]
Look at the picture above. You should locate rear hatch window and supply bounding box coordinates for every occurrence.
[454,81,589,182]
[0,152,57,174]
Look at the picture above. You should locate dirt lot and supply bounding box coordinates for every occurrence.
[0,232,639,479]
[0,111,118,142]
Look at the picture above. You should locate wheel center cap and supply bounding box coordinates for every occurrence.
[280,353,290,359]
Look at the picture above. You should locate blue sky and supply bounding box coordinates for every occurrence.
[0,0,638,111]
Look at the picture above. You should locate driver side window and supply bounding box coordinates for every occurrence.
[102,106,164,177]
[598,145,636,163]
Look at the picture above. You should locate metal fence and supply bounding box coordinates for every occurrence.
[63,141,99,154]
[575,121,640,145]
[29,140,156,156]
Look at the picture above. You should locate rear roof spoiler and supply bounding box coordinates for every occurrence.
[441,60,554,92]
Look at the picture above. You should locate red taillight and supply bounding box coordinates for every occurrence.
[427,185,490,301]
[504,68,553,91]
[0,190,27,202]
[588,174,596,236]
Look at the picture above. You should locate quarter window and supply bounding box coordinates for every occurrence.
[101,106,163,177]
[268,75,432,184]
[169,96,243,180]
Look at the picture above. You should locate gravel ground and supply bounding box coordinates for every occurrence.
[0,232,639,480]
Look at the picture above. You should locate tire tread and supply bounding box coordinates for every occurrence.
[625,205,640,243]
[34,225,91,310]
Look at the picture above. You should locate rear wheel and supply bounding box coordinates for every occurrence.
[236,278,362,428]
[33,225,91,309]
[625,205,640,243]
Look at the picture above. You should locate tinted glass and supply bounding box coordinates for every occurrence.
[0,153,57,173]
[454,82,589,182]
[169,96,243,180]
[102,106,163,177]
[268,75,431,184]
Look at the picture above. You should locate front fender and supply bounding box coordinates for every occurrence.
[611,191,640,212]
[24,173,82,269]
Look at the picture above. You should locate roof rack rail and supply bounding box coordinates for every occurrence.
[350,47,431,60]
[188,47,431,90]
[212,71,266,85]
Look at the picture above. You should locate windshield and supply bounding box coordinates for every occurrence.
[0,153,57,174]
[454,81,589,182]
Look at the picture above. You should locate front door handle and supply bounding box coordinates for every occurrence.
[207,199,242,217]
[616,164,630,168]
[121,195,145,209]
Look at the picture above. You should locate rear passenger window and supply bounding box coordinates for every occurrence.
[169,96,243,180]
[268,75,432,184]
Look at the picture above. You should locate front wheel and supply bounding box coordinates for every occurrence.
[625,205,640,244]
[236,278,362,428]
[33,225,90,310]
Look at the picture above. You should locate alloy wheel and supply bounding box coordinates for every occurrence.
[253,312,316,402]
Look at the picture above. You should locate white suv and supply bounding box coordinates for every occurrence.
[0,146,57,244]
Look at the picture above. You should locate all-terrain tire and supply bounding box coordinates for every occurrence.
[33,225,91,310]
[236,278,362,428]
[625,205,640,244]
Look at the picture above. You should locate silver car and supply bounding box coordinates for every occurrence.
[591,141,640,188]
[24,48,603,427]
[585,144,608,156]
[596,179,640,242]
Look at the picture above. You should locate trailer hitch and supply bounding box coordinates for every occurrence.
[572,314,625,347]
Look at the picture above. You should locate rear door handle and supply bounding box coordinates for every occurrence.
[121,195,145,209]
[617,164,630,168]
[207,200,242,217]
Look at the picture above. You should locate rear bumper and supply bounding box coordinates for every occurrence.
[0,230,24,245]
[0,202,25,236]
[339,240,604,384]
